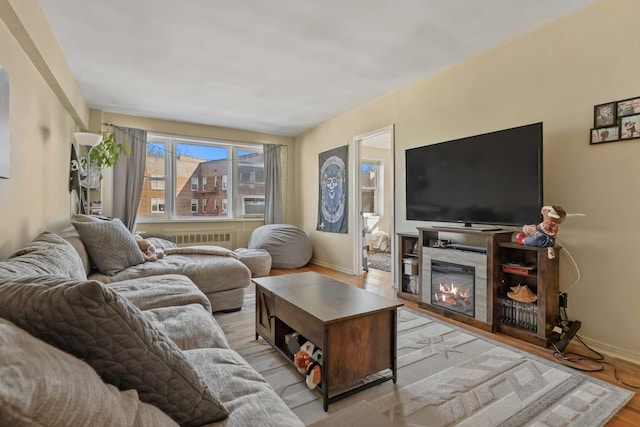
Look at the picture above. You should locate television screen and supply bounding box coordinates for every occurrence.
[405,123,543,228]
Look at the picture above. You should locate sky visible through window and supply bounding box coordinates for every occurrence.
[148,141,255,160]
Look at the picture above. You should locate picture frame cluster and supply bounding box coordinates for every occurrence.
[591,97,640,144]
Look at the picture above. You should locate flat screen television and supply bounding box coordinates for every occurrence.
[405,122,543,229]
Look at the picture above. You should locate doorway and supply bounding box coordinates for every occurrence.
[353,125,395,279]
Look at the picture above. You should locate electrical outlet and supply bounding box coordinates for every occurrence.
[559,292,568,308]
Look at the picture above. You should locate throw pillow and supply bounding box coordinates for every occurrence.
[0,318,179,427]
[71,213,106,223]
[73,219,144,276]
[0,275,228,426]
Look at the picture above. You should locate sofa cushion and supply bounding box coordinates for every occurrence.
[73,218,145,276]
[186,348,304,427]
[0,232,86,280]
[0,275,228,427]
[0,318,178,427]
[143,304,230,350]
[90,254,251,296]
[107,274,212,312]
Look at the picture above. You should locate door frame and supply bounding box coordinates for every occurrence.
[350,124,395,277]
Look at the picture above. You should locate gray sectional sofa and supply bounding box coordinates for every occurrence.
[61,215,251,313]
[0,223,303,426]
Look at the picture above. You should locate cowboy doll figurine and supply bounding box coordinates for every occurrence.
[516,206,584,259]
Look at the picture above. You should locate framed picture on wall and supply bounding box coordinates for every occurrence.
[617,97,640,118]
[594,102,616,127]
[620,115,640,140]
[590,126,619,144]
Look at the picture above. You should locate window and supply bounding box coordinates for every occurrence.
[151,198,165,213]
[150,174,165,190]
[138,135,264,221]
[144,156,166,216]
[235,149,265,216]
[361,160,382,215]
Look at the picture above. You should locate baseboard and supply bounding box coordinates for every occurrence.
[309,259,353,275]
[569,334,640,366]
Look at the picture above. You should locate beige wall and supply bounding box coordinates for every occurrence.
[295,0,640,362]
[0,0,88,260]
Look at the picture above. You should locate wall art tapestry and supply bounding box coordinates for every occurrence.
[0,66,9,179]
[317,145,348,233]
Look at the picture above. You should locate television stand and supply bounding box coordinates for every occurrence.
[432,224,503,232]
[446,243,487,253]
[395,227,561,348]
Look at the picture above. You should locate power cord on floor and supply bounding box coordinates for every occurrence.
[552,307,640,389]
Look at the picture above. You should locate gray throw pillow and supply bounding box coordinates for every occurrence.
[0,275,228,426]
[73,219,144,276]
[0,318,179,427]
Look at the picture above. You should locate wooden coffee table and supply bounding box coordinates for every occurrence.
[253,272,403,411]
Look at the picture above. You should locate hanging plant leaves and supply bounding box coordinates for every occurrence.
[89,131,131,169]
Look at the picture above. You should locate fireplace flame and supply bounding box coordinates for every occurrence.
[434,282,469,306]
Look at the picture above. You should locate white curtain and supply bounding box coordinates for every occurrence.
[112,126,147,231]
[264,144,283,224]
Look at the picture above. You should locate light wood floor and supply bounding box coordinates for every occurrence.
[269,264,640,426]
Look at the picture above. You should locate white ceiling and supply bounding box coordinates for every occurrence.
[38,0,597,137]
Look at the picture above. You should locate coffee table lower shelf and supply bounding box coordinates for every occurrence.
[259,333,396,410]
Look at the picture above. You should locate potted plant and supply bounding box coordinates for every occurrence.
[89,131,131,170]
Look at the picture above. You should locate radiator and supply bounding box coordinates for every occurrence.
[171,230,235,249]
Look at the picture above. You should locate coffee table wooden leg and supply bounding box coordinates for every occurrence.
[392,309,398,383]
[323,327,329,411]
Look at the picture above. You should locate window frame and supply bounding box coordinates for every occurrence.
[138,134,265,223]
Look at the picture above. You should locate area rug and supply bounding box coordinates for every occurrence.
[367,250,391,272]
[214,288,633,426]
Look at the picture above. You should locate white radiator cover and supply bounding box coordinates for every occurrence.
[171,231,235,249]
